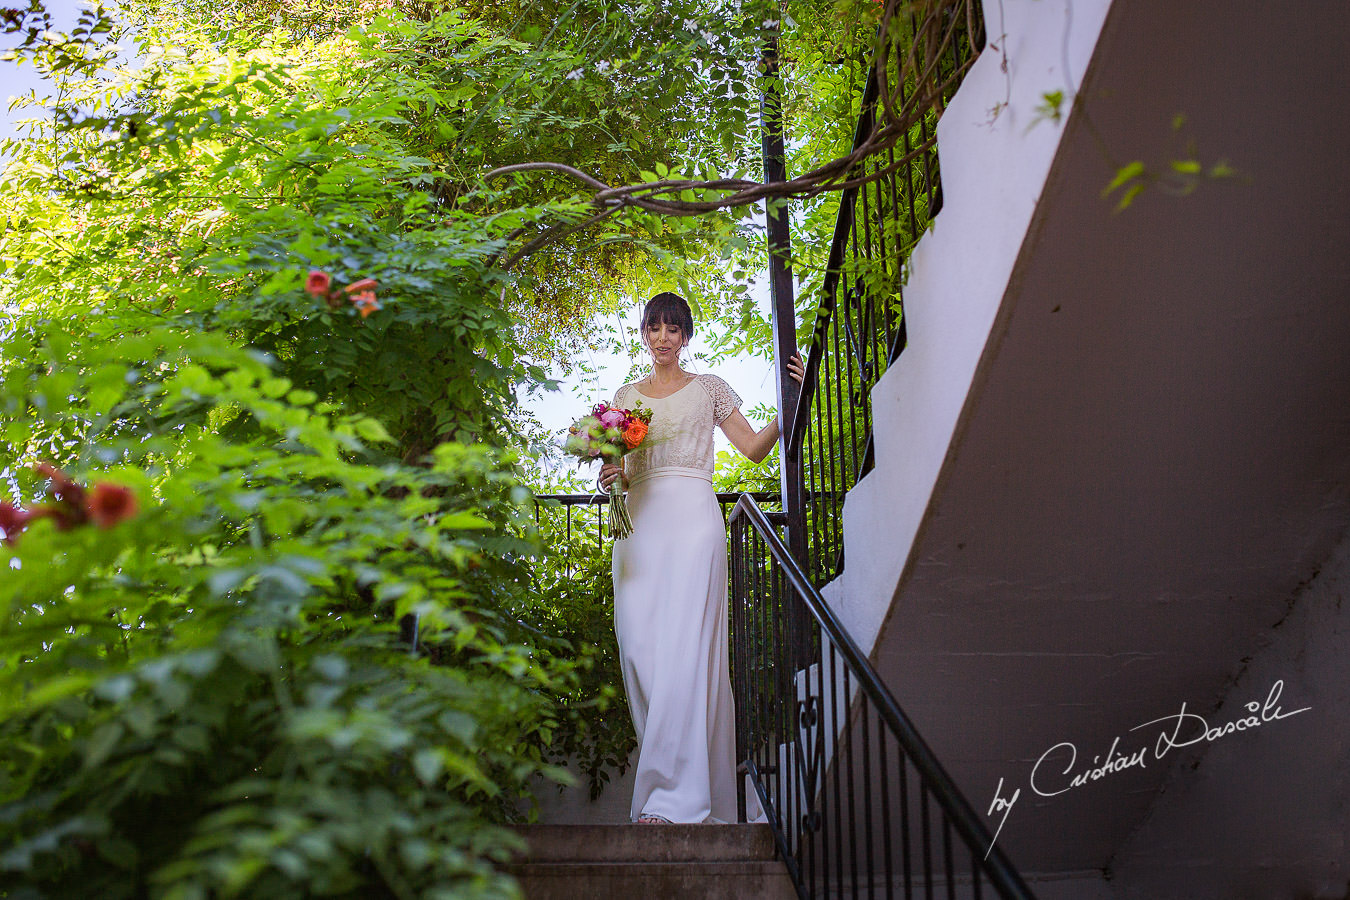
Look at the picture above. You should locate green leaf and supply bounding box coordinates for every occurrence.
[413,748,444,785]
[354,417,393,444]
[1103,160,1146,197]
[83,722,125,770]
[1114,182,1147,212]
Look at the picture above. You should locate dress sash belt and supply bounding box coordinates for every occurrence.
[625,465,712,490]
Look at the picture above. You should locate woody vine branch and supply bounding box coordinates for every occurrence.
[483,0,980,271]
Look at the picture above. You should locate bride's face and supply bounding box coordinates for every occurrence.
[644,320,686,364]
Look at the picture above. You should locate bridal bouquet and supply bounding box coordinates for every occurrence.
[563,401,653,539]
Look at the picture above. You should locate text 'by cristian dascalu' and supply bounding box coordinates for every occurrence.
[982,679,1310,857]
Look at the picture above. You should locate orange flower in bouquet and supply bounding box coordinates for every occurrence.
[622,419,648,450]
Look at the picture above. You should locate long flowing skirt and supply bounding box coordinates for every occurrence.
[611,468,737,824]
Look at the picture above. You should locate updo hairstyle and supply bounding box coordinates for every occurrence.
[641,292,695,346]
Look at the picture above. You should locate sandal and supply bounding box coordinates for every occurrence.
[635,814,671,825]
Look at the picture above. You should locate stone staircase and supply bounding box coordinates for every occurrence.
[505,823,797,899]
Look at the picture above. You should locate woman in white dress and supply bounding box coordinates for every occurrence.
[599,292,803,825]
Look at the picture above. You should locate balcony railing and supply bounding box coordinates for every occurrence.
[531,490,780,559]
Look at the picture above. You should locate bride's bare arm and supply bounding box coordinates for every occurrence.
[720,354,805,464]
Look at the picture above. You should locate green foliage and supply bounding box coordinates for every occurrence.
[0,0,911,894]
[0,326,567,897]
[0,3,644,895]
[522,499,635,800]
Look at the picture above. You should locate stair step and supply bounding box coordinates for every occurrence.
[510,823,778,863]
[507,860,796,899]
[506,824,798,899]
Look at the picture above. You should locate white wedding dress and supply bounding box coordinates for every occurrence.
[610,373,742,824]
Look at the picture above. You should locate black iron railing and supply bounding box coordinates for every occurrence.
[729,496,1032,899]
[787,4,986,585]
[532,491,780,571]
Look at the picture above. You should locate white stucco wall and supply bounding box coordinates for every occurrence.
[1106,529,1350,898]
[824,0,1113,651]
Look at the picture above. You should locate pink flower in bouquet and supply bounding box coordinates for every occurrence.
[599,409,625,429]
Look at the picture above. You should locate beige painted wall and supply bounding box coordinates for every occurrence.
[1108,528,1350,899]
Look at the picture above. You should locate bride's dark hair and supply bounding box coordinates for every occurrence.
[642,292,694,343]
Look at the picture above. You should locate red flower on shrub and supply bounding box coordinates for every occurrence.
[343,277,378,295]
[85,482,138,529]
[4,466,140,543]
[34,503,82,531]
[35,462,84,507]
[305,270,331,297]
[351,290,381,319]
[0,503,32,545]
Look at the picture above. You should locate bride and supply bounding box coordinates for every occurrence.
[599,292,804,825]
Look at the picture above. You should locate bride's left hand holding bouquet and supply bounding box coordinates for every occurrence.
[563,401,653,540]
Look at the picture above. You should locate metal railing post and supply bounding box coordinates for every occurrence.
[761,31,811,670]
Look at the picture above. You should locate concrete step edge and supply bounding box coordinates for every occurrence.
[504,860,791,876]
[509,823,779,863]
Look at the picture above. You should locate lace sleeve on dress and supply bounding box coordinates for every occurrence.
[613,383,632,408]
[702,375,742,424]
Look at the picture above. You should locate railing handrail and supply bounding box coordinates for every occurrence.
[729,493,1035,898]
[532,490,779,506]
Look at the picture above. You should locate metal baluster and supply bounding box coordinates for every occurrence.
[921,786,934,900]
[732,517,747,824]
[845,665,860,898]
[823,291,838,580]
[901,753,913,900]
[831,646,846,896]
[773,563,786,836]
[943,815,956,900]
[862,691,876,900]
[843,238,864,485]
[820,282,842,574]
[809,376,826,582]
[815,634,829,898]
[879,710,895,900]
[884,139,903,355]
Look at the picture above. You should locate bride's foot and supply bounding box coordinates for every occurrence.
[636,814,671,825]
